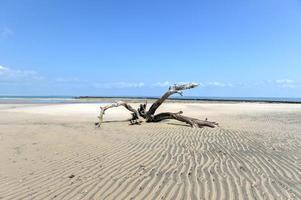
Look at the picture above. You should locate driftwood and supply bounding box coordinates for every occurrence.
[95,101,141,127]
[95,83,218,128]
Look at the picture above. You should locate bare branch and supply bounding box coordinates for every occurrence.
[146,83,199,121]
[95,101,140,127]
[151,112,218,128]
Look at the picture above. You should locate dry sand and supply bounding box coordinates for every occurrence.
[0,102,301,199]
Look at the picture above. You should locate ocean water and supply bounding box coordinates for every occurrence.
[174,96,301,103]
[0,96,301,104]
[0,96,76,104]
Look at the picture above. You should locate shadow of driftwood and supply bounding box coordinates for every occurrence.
[166,122,190,127]
[102,120,130,123]
[95,119,131,126]
[95,120,190,127]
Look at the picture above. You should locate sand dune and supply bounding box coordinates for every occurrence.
[0,103,301,199]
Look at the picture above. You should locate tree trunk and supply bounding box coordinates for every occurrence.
[145,83,198,121]
[151,111,218,128]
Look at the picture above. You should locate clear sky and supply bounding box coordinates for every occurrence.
[0,0,301,97]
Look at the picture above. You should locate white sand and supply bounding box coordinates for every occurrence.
[0,102,301,199]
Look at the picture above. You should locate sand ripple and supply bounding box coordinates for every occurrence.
[1,119,301,200]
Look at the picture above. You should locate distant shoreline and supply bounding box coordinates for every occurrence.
[1,96,301,104]
[75,96,301,104]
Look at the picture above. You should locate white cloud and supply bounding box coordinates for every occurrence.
[177,81,199,86]
[152,81,171,87]
[275,79,297,88]
[275,79,294,84]
[0,65,43,83]
[0,65,9,75]
[206,81,233,87]
[0,27,14,38]
[152,81,201,88]
[93,82,145,89]
[0,65,9,70]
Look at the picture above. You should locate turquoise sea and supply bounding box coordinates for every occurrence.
[0,96,301,104]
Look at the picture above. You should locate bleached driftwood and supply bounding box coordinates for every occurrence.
[96,83,218,128]
[95,101,140,127]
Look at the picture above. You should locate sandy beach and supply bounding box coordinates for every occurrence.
[0,102,301,199]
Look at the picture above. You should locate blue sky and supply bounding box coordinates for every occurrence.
[0,0,301,97]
